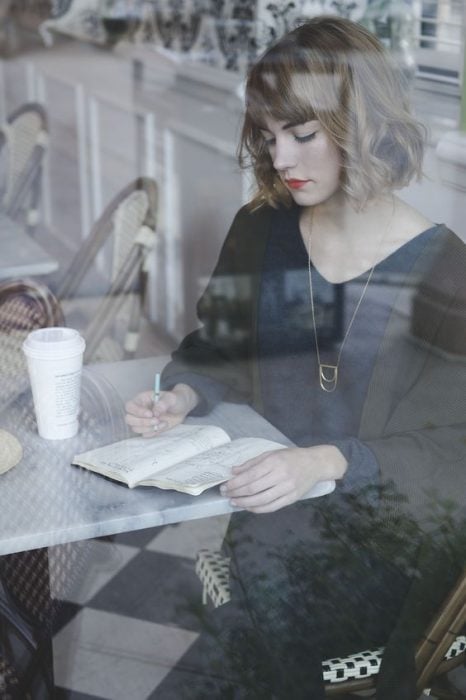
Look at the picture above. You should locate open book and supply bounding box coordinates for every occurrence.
[72,424,335,497]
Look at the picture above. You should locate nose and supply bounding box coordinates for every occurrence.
[272,138,297,172]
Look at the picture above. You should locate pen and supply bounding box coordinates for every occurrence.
[153,372,161,406]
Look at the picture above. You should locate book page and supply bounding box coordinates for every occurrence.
[139,437,287,495]
[72,424,230,487]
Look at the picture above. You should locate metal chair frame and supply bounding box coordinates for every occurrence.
[56,176,158,363]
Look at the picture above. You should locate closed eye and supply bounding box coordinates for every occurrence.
[294,132,317,143]
[261,130,317,147]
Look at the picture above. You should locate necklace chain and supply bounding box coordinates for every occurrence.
[307,208,380,393]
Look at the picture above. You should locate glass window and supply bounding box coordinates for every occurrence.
[414,0,464,83]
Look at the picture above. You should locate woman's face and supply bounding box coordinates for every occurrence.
[260,117,342,207]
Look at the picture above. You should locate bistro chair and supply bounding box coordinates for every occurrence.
[0,103,48,233]
[195,551,466,698]
[0,279,64,412]
[56,176,158,364]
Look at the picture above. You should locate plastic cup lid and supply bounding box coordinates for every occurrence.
[22,327,86,359]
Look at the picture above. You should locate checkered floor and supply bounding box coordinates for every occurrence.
[14,515,466,700]
[51,515,230,699]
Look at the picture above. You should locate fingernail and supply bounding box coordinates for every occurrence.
[220,486,226,495]
[230,500,237,506]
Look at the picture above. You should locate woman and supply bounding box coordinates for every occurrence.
[126,16,466,698]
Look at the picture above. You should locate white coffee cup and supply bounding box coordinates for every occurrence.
[22,327,86,440]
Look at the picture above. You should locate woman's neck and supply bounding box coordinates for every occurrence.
[299,192,433,284]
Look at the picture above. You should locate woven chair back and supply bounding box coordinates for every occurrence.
[111,188,151,282]
[0,103,48,220]
[56,176,158,362]
[0,279,64,411]
[57,177,157,301]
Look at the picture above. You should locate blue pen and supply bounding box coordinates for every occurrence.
[154,372,161,405]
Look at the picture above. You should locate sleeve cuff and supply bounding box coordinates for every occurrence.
[330,437,380,496]
[161,372,229,417]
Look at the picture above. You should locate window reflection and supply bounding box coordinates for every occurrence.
[0,5,465,700]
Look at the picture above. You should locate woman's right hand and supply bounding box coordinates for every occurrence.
[125,382,200,437]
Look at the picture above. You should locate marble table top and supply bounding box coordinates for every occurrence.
[0,213,59,280]
[0,358,333,555]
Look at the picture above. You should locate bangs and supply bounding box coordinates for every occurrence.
[245,68,315,128]
[245,44,343,129]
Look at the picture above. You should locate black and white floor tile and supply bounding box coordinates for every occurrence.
[50,516,466,699]
[52,515,229,699]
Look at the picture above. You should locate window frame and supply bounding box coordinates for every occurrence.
[413,0,464,86]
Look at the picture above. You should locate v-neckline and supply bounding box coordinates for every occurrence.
[292,205,440,285]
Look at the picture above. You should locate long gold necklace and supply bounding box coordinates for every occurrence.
[306,208,382,393]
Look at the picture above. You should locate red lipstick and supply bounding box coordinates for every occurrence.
[286,179,309,190]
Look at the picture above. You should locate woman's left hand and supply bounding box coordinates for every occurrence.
[220,445,347,513]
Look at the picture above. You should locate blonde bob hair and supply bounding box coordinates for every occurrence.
[240,16,425,209]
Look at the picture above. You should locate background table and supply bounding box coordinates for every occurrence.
[0,213,58,280]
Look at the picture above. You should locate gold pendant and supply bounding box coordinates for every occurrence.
[319,364,338,392]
